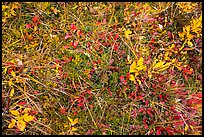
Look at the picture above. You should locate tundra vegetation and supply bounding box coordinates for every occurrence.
[2,2,202,135]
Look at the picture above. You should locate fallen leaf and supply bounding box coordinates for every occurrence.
[8,119,16,128]
[67,116,78,126]
[124,29,132,39]
[129,74,135,81]
[10,88,15,97]
[22,113,35,122]
[17,120,26,131]
[10,110,19,116]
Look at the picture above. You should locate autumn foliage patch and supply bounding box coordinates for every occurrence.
[2,2,202,135]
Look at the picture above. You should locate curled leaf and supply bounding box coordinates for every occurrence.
[17,121,26,131]
[10,110,20,116]
[137,79,142,85]
[8,119,16,128]
[129,74,135,81]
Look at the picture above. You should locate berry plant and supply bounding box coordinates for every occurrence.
[2,2,202,135]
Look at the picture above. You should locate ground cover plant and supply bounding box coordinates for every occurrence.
[2,2,202,135]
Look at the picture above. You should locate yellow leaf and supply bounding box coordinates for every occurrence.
[72,118,78,126]
[16,115,23,122]
[189,125,194,131]
[141,65,147,71]
[64,124,69,128]
[137,57,143,67]
[23,68,29,73]
[184,124,188,132]
[124,29,132,39]
[130,61,137,73]
[11,71,16,77]
[2,5,9,11]
[3,67,7,74]
[153,61,164,69]
[10,110,19,116]
[23,113,35,122]
[156,62,171,72]
[34,25,38,32]
[22,108,31,114]
[17,121,26,131]
[67,116,73,123]
[2,18,7,23]
[67,116,78,126]
[187,40,193,46]
[8,79,13,86]
[135,72,139,77]
[127,55,132,64]
[137,79,142,85]
[148,71,152,79]
[10,88,15,97]
[8,119,16,128]
[72,127,77,131]
[157,65,170,72]
[129,74,135,81]
[72,5,78,10]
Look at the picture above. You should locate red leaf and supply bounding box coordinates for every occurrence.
[145,100,149,106]
[122,80,127,85]
[139,108,144,113]
[147,110,153,117]
[18,102,27,106]
[168,31,172,39]
[73,41,78,48]
[89,104,94,108]
[126,72,130,80]
[144,124,148,129]
[37,21,41,24]
[156,129,161,135]
[69,56,73,61]
[32,15,39,22]
[77,29,83,36]
[26,24,32,28]
[195,92,202,98]
[54,59,60,64]
[96,21,101,26]
[102,18,106,24]
[63,45,69,49]
[165,128,174,135]
[113,43,119,51]
[65,33,72,39]
[174,121,184,127]
[87,42,91,47]
[86,90,92,94]
[60,107,67,114]
[174,115,181,120]
[70,24,77,30]
[150,38,155,43]
[8,68,13,74]
[73,111,78,116]
[158,94,163,100]
[78,103,84,107]
[5,62,15,66]
[33,91,39,94]
[119,75,124,81]
[114,34,119,40]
